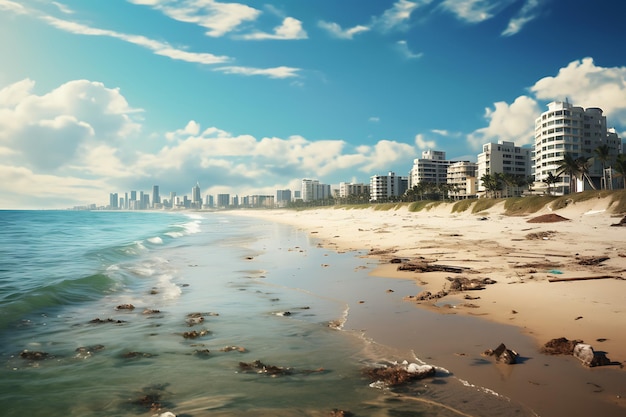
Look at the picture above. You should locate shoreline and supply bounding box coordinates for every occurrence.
[225,196,626,415]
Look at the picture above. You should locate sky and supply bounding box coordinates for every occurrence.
[1,0,626,209]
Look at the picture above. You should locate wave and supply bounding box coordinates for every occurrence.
[0,273,118,330]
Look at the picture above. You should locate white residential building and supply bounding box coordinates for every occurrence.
[408,150,452,189]
[339,182,370,198]
[301,179,331,202]
[533,101,621,193]
[447,161,478,199]
[477,140,531,196]
[370,172,408,201]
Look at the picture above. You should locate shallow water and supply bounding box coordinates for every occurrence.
[0,210,539,416]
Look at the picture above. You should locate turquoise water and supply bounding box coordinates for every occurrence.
[0,210,533,416]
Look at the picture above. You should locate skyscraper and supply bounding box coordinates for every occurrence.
[192,182,201,208]
[152,185,160,208]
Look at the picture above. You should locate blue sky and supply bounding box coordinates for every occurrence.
[1,0,625,208]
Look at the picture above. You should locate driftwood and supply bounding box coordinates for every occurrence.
[548,275,621,283]
[397,262,471,274]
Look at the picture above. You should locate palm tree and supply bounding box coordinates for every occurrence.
[480,173,501,198]
[594,144,612,190]
[542,172,560,195]
[576,156,597,190]
[614,154,626,189]
[556,153,580,194]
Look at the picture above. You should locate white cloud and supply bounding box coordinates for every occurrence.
[430,129,449,136]
[0,79,141,171]
[318,21,370,39]
[42,16,231,65]
[529,57,626,124]
[369,116,380,123]
[375,0,423,32]
[440,0,515,23]
[501,0,541,36]
[396,40,423,59]
[0,0,26,14]
[414,133,437,149]
[467,95,540,148]
[51,1,74,14]
[240,17,307,40]
[214,65,301,79]
[128,0,261,37]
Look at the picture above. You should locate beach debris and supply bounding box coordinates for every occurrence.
[19,350,52,361]
[88,318,127,324]
[220,345,247,353]
[128,384,172,413]
[525,230,556,240]
[185,316,204,326]
[482,343,519,364]
[237,360,325,377]
[115,303,135,310]
[275,311,292,316]
[121,351,155,359]
[527,213,570,223]
[330,409,353,417]
[548,275,621,282]
[363,360,436,387]
[238,360,293,376]
[193,349,211,356]
[542,338,612,367]
[397,261,472,274]
[142,308,161,314]
[576,256,609,265]
[610,216,626,227]
[573,344,611,367]
[447,276,496,291]
[182,329,210,339]
[74,344,105,358]
[541,337,582,355]
[403,289,448,302]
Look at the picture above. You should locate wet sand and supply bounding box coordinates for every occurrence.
[226,196,626,416]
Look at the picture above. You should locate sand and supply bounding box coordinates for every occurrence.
[225,196,626,416]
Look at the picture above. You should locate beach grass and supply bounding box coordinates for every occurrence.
[504,195,556,215]
[471,198,503,214]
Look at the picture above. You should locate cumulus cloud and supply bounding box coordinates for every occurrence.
[529,57,626,123]
[467,95,540,148]
[414,134,437,150]
[318,21,370,39]
[239,17,307,40]
[0,79,141,172]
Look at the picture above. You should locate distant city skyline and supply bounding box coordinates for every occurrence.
[1,1,626,209]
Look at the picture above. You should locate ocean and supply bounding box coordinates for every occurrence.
[0,210,535,417]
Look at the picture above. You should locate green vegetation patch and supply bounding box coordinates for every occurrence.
[373,203,404,211]
[451,199,474,213]
[504,195,556,215]
[550,190,612,211]
[408,201,441,212]
[471,198,503,214]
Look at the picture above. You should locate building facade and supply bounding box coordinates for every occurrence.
[408,150,452,189]
[533,101,621,193]
[339,182,370,198]
[447,162,478,199]
[301,179,331,202]
[477,140,531,196]
[370,171,408,201]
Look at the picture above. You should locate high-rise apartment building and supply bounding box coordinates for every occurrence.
[408,150,452,189]
[109,193,118,209]
[534,101,621,193]
[370,171,408,201]
[301,179,331,202]
[477,140,531,196]
[276,189,292,207]
[152,185,160,208]
[191,182,202,208]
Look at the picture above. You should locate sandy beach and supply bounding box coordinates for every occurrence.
[227,194,626,416]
